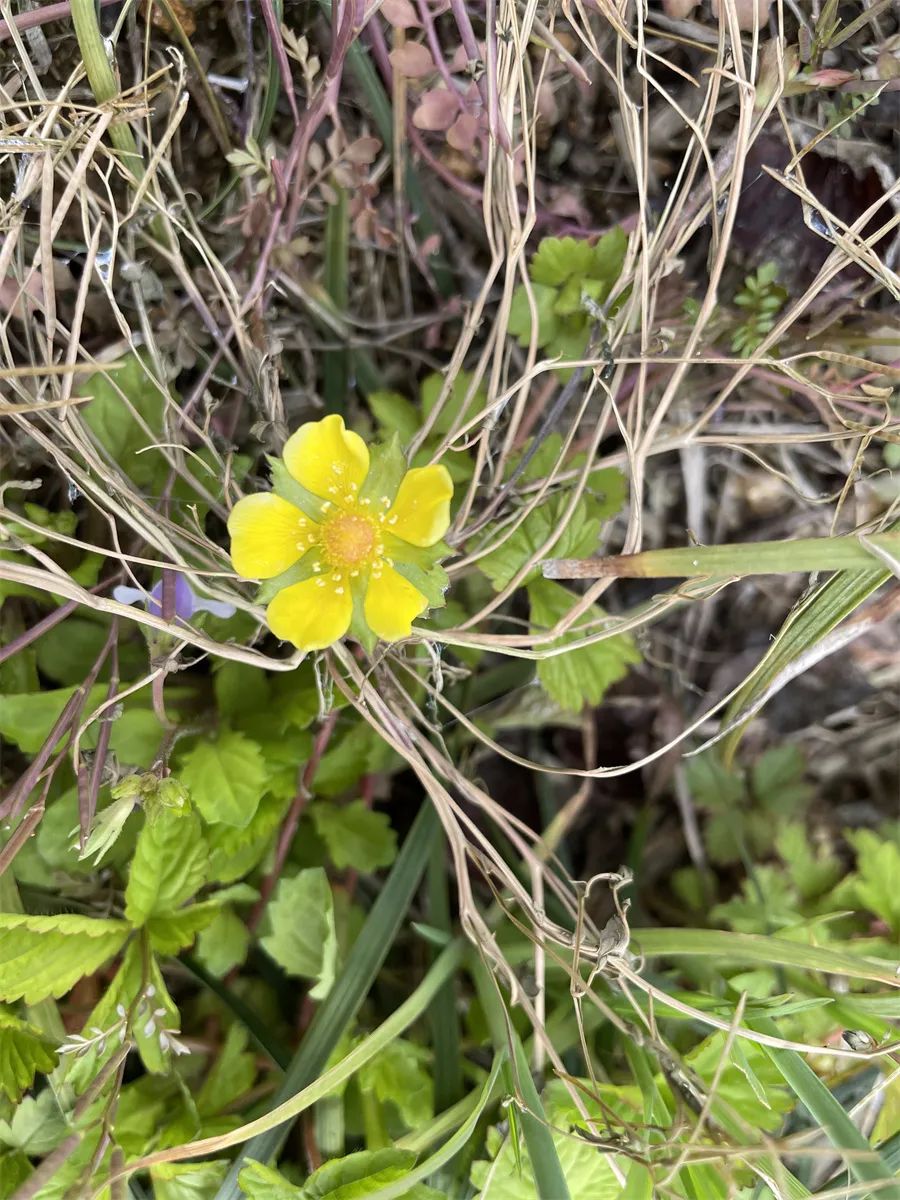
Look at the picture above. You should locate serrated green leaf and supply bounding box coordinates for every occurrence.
[751,744,812,815]
[530,237,595,286]
[178,730,269,828]
[0,914,130,1005]
[206,792,291,883]
[195,907,251,978]
[261,869,338,999]
[775,822,842,901]
[507,282,560,349]
[309,802,397,872]
[313,722,400,798]
[77,352,169,490]
[845,830,900,934]
[107,706,165,768]
[125,807,207,926]
[357,1038,432,1130]
[197,1024,256,1117]
[0,1090,67,1156]
[470,1123,620,1200]
[479,495,602,592]
[146,904,219,954]
[237,1161,300,1199]
[0,1150,31,1195]
[685,1031,792,1132]
[151,1161,230,1200]
[527,578,639,712]
[0,1010,58,1103]
[590,225,628,286]
[368,391,420,444]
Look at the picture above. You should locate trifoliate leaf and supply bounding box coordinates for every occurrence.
[309,801,397,872]
[0,914,130,1005]
[527,578,639,713]
[261,869,338,999]
[125,807,207,926]
[195,907,251,978]
[178,729,269,828]
[0,1010,58,1102]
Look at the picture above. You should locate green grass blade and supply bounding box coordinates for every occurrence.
[427,833,463,1112]
[546,532,900,580]
[362,1055,505,1200]
[213,801,441,1200]
[755,1018,900,1200]
[633,928,899,985]
[719,559,892,762]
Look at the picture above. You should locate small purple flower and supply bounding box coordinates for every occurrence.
[114,572,235,621]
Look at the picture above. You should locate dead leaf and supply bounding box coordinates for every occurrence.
[711,0,772,31]
[344,136,382,164]
[389,41,435,78]
[447,112,479,151]
[381,0,421,27]
[412,88,459,132]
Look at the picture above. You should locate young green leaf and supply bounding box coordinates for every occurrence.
[196,907,251,978]
[178,729,269,828]
[309,802,398,872]
[527,578,639,712]
[368,391,421,444]
[0,684,106,753]
[197,1024,256,1117]
[480,497,602,592]
[77,352,169,490]
[261,869,338,999]
[125,807,208,926]
[151,1161,230,1200]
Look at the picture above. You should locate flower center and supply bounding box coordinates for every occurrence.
[321,512,377,568]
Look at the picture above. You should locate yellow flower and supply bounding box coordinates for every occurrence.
[228,415,453,651]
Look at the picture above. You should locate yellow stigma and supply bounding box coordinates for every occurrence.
[321,512,377,568]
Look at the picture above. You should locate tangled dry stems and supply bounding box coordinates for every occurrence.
[2,0,900,1188]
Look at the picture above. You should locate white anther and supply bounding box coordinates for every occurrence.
[388,515,398,525]
[335,587,345,595]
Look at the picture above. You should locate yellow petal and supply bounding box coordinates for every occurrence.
[266,576,352,651]
[282,414,370,501]
[385,465,453,547]
[364,565,428,642]
[228,493,315,579]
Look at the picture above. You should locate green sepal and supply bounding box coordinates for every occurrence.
[266,456,329,522]
[358,433,406,508]
[391,558,449,611]
[256,550,321,605]
[349,578,378,655]
[383,535,452,568]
